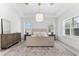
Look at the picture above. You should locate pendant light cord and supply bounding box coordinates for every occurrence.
[38,3,41,13]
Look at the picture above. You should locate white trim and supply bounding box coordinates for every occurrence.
[63,17,79,37]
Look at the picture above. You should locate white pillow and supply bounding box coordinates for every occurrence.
[33,32,48,37]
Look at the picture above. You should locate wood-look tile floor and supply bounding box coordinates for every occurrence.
[0,40,75,56]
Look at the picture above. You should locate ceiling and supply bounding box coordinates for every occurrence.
[10,3,77,18]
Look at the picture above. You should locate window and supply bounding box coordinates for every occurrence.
[64,16,79,36]
[25,23,32,29]
[72,16,79,36]
[64,19,71,35]
[24,23,32,34]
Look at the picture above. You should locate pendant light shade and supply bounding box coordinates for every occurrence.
[36,3,44,22]
[36,13,43,22]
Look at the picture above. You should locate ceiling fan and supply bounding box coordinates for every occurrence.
[24,3,54,5]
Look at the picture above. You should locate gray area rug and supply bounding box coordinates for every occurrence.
[0,40,74,56]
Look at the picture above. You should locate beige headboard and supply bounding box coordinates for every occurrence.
[32,28,48,32]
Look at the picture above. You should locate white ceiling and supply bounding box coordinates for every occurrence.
[10,3,78,18]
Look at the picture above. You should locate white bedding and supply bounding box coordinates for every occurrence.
[32,32,48,37]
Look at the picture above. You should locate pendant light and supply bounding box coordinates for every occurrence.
[36,3,44,22]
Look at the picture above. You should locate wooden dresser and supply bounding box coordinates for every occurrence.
[0,34,1,49]
[0,33,21,49]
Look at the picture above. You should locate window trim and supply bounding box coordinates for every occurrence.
[63,19,71,36]
[63,17,79,37]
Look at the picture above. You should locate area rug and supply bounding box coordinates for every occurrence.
[1,40,74,56]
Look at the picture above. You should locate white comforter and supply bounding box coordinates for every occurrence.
[32,32,48,37]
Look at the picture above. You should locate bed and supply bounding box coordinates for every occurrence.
[26,29,54,46]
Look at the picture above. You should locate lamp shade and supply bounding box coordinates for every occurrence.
[36,13,43,22]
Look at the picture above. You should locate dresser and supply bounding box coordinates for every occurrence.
[0,33,21,49]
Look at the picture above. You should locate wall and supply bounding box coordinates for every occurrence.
[10,16,21,33]
[20,15,56,39]
[57,4,79,55]
[0,20,1,34]
[22,16,56,32]
[0,20,1,48]
[0,4,21,33]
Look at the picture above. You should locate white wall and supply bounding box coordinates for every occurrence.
[0,4,21,33]
[57,4,79,55]
[22,16,56,33]
[20,15,56,39]
[0,20,1,34]
[10,16,21,33]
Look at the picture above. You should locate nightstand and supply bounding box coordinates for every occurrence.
[24,34,31,40]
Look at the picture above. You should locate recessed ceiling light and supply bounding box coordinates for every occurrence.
[50,3,54,5]
[25,3,29,5]
[38,3,41,6]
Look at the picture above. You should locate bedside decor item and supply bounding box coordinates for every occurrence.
[48,32,51,35]
[48,32,54,36]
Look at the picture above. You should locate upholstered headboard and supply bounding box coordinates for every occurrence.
[32,28,48,32]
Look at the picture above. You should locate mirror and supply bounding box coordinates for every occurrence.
[0,19,1,34]
[48,25,54,32]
